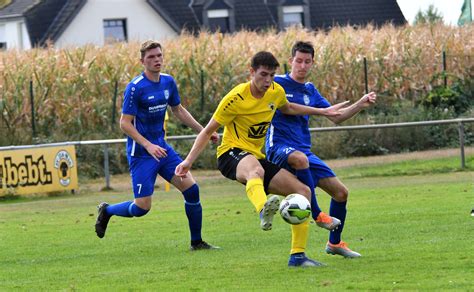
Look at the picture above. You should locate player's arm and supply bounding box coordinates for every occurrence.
[170,104,219,143]
[175,118,221,177]
[280,100,350,117]
[120,113,167,160]
[325,92,377,124]
[170,104,204,133]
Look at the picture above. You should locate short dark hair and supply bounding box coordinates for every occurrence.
[140,40,162,59]
[291,41,314,59]
[251,51,280,70]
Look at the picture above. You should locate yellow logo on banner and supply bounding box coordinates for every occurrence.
[0,145,78,195]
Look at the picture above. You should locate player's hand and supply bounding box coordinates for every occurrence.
[322,100,350,116]
[359,92,377,108]
[175,160,191,178]
[210,132,219,144]
[145,144,168,161]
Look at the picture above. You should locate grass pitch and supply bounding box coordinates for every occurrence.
[1,157,473,290]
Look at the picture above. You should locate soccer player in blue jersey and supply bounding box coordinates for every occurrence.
[266,41,376,258]
[95,40,219,251]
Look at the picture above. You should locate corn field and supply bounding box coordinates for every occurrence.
[0,24,473,147]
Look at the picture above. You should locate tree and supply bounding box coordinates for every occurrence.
[413,4,444,25]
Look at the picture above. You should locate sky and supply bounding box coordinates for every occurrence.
[397,0,466,25]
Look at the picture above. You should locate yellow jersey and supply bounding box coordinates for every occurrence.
[213,81,288,159]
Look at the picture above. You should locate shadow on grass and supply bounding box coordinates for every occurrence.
[0,194,22,202]
[0,190,76,204]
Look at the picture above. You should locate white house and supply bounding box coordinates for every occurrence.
[0,0,34,50]
[0,0,179,50]
[54,0,177,48]
[0,16,30,49]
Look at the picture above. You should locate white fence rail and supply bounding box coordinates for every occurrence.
[1,118,473,189]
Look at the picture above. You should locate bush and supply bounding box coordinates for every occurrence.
[420,76,473,115]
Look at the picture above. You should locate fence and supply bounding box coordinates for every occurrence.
[1,118,473,190]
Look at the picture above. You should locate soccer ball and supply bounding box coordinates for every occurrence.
[279,194,311,225]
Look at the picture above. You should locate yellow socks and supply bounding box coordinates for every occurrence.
[245,178,267,212]
[290,220,310,254]
[246,177,309,254]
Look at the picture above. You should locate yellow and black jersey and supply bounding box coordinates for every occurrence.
[213,81,288,159]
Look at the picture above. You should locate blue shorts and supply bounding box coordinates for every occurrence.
[128,143,182,198]
[266,144,336,186]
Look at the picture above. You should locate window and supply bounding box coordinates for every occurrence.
[207,9,230,33]
[282,5,304,28]
[0,24,5,50]
[103,19,127,43]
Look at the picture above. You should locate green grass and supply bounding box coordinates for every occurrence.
[1,159,473,290]
[335,155,474,178]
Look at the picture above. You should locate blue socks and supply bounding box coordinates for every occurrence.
[103,184,203,243]
[182,184,202,242]
[105,200,149,217]
[329,199,347,244]
[295,168,321,219]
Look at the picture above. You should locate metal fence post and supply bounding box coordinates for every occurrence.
[200,69,205,113]
[442,51,447,87]
[29,80,36,139]
[103,144,111,190]
[111,80,118,130]
[458,122,465,169]
[363,57,368,94]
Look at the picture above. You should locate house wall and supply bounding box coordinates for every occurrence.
[0,18,31,50]
[55,0,177,48]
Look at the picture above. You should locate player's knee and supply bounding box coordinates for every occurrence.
[129,203,150,217]
[250,166,265,179]
[135,197,152,210]
[296,184,311,201]
[288,152,309,169]
[334,186,349,202]
[182,184,200,204]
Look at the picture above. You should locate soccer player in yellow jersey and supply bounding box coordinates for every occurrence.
[175,51,349,267]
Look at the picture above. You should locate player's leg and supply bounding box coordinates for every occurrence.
[287,150,333,226]
[235,154,281,231]
[235,154,267,209]
[318,173,360,258]
[267,145,338,230]
[162,146,218,251]
[95,157,157,238]
[218,149,272,227]
[287,220,324,267]
[266,166,323,267]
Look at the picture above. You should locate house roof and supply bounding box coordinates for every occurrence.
[147,0,198,32]
[0,0,37,18]
[149,0,279,31]
[309,0,406,29]
[0,0,86,46]
[233,1,278,30]
[150,0,406,32]
[25,0,86,46]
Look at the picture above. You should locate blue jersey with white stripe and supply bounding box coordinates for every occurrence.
[122,72,180,157]
[266,73,331,152]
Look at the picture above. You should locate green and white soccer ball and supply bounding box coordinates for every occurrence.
[279,194,311,225]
